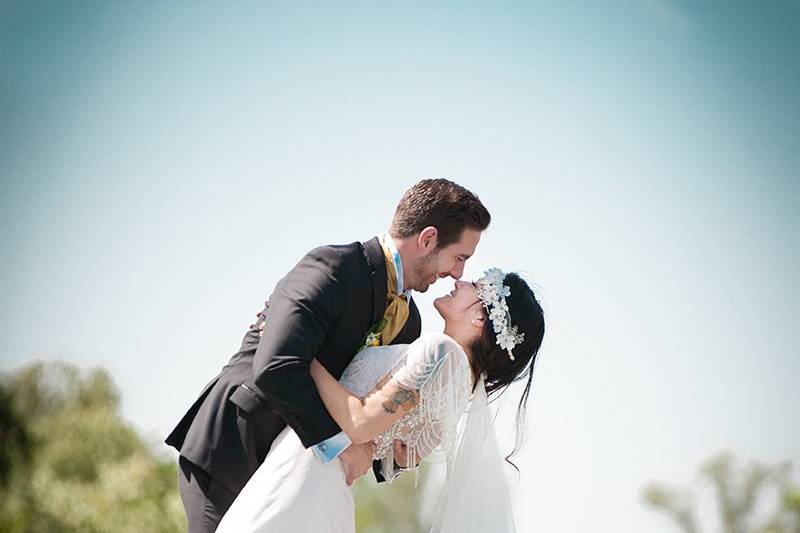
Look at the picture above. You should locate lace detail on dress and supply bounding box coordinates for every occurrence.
[371,333,473,484]
[338,344,408,398]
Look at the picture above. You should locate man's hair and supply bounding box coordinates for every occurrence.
[390,178,491,248]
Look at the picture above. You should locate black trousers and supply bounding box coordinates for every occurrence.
[177,455,238,533]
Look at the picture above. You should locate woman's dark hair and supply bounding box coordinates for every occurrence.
[390,178,491,249]
[468,272,545,470]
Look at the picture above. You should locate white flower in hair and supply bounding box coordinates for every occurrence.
[497,333,514,352]
[476,268,525,360]
[488,306,506,322]
[483,268,504,285]
[480,285,498,303]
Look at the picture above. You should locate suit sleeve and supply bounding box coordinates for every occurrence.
[230,247,349,448]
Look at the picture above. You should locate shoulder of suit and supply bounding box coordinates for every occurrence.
[304,241,364,268]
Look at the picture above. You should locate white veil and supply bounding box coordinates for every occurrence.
[429,374,517,533]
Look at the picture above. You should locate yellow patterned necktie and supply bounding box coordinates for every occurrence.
[378,235,410,345]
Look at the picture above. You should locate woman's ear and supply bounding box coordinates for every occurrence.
[470,310,486,329]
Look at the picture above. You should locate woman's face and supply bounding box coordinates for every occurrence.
[434,280,483,322]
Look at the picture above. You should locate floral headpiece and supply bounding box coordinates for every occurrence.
[476,268,525,360]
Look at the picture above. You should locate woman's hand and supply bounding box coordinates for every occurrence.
[393,440,422,469]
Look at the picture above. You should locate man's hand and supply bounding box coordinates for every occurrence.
[249,311,266,337]
[393,439,420,469]
[338,441,376,486]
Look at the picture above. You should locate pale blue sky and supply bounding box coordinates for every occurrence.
[2,1,799,531]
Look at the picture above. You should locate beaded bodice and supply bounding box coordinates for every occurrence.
[338,333,473,477]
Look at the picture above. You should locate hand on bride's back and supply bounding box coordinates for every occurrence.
[339,441,376,486]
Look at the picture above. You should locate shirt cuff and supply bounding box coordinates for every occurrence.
[311,431,352,464]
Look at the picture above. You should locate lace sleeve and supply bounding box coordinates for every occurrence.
[392,333,469,391]
[384,333,473,475]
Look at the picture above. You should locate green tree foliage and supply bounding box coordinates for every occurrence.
[0,359,434,532]
[0,361,185,533]
[642,451,800,533]
[353,464,430,533]
[0,382,32,490]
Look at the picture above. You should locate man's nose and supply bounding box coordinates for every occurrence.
[449,262,465,280]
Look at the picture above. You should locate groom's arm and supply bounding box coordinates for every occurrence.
[230,246,348,447]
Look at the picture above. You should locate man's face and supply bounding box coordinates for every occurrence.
[409,228,482,292]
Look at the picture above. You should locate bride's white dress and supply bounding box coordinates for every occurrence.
[217,333,473,533]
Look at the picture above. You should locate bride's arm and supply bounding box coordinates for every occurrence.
[309,359,418,444]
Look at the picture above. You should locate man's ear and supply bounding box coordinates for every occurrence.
[418,226,438,252]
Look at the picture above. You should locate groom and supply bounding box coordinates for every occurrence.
[166,178,491,532]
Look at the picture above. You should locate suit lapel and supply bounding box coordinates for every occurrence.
[362,236,388,327]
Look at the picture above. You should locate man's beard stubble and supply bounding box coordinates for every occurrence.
[410,251,439,293]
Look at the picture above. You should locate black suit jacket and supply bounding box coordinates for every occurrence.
[165,237,421,494]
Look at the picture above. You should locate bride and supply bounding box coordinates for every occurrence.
[217,269,545,533]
